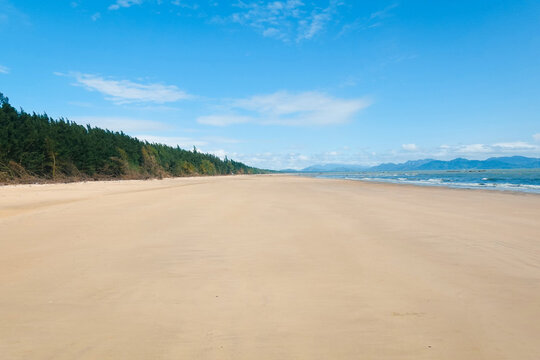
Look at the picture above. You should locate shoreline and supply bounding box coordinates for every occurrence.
[2,172,539,194]
[3,169,539,195]
[292,172,540,195]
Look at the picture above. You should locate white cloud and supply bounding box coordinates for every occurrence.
[238,91,369,125]
[171,0,199,10]
[401,143,417,151]
[533,133,540,142]
[0,65,9,74]
[369,3,398,21]
[135,135,207,148]
[69,116,170,132]
[95,1,349,42]
[338,3,398,37]
[131,135,240,152]
[60,72,191,104]
[455,143,492,154]
[109,0,142,11]
[262,27,284,39]
[435,142,540,158]
[492,141,538,150]
[232,139,540,170]
[232,151,312,170]
[227,0,339,42]
[297,3,335,41]
[367,141,540,167]
[198,91,370,126]
[91,12,101,21]
[231,148,378,170]
[209,149,227,160]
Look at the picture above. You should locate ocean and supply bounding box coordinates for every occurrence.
[303,168,540,194]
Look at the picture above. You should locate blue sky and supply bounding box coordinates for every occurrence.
[1,0,539,169]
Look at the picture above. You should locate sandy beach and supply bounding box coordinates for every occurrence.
[1,175,539,359]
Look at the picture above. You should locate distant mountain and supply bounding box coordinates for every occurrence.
[368,159,435,171]
[301,164,369,172]
[287,156,540,173]
[369,156,540,171]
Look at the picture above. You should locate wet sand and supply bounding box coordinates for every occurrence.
[1,175,539,359]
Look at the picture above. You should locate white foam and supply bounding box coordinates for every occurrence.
[335,176,540,194]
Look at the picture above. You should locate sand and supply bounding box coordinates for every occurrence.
[1,175,539,359]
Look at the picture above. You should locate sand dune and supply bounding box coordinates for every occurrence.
[1,175,539,359]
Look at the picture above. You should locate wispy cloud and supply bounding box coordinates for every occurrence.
[208,149,227,160]
[222,0,341,42]
[103,0,202,14]
[0,65,9,74]
[58,72,191,104]
[69,116,171,132]
[135,135,207,148]
[108,0,142,11]
[338,3,398,37]
[297,1,339,41]
[453,143,491,154]
[234,138,540,170]
[209,139,540,170]
[430,142,540,159]
[94,1,347,41]
[171,0,200,10]
[492,141,538,150]
[198,91,371,126]
[333,140,540,169]
[533,133,540,142]
[230,151,312,170]
[444,142,539,155]
[401,143,418,151]
[351,141,540,168]
[133,135,240,151]
[230,148,376,170]
[369,3,399,22]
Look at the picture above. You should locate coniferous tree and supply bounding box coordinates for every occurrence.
[0,92,267,183]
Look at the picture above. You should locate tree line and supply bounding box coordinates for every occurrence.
[0,92,265,183]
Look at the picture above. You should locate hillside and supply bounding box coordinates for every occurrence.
[0,93,264,183]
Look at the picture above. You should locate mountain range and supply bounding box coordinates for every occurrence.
[289,156,540,172]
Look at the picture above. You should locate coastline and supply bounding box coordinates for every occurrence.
[292,169,540,194]
[1,175,539,359]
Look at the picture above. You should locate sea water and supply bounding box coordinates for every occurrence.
[304,168,540,194]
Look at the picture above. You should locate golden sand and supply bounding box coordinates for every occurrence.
[1,175,539,359]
